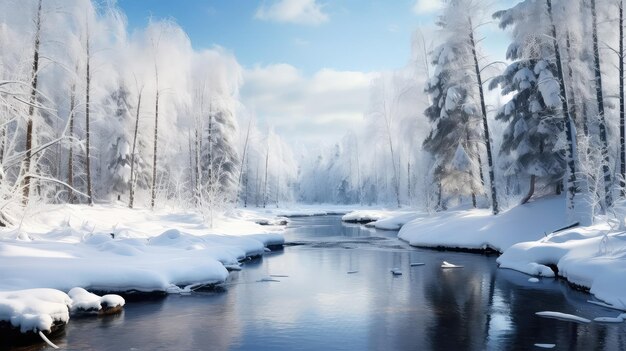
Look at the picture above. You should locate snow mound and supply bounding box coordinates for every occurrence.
[498,222,626,310]
[342,210,390,223]
[398,196,568,252]
[68,287,124,313]
[0,289,71,333]
[370,212,423,230]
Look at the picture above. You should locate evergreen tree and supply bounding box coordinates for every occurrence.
[423,1,484,206]
[490,0,567,204]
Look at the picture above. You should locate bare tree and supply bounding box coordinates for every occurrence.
[547,0,578,211]
[84,17,94,205]
[590,0,613,208]
[128,84,143,208]
[21,0,43,205]
[469,18,499,214]
[150,62,159,209]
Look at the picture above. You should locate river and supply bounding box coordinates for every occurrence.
[16,215,626,350]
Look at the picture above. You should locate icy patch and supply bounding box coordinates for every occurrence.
[593,316,624,323]
[535,311,590,323]
[528,278,539,283]
[534,344,555,349]
[441,261,463,268]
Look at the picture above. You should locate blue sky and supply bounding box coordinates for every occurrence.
[117,0,434,75]
[116,0,514,147]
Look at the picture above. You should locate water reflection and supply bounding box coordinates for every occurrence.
[16,215,626,351]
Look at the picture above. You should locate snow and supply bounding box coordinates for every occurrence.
[342,210,421,229]
[0,289,71,333]
[0,204,284,294]
[68,288,124,312]
[398,196,569,252]
[396,195,626,309]
[534,344,556,349]
[593,316,624,323]
[342,210,389,223]
[528,277,540,283]
[535,311,591,323]
[498,222,626,310]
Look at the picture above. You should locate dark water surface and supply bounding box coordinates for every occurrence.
[20,216,626,350]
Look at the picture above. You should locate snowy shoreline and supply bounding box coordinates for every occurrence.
[345,196,626,312]
[0,203,289,340]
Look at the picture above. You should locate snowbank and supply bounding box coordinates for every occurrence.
[369,212,423,230]
[498,223,626,310]
[342,210,391,223]
[0,204,284,293]
[398,196,569,252]
[68,287,125,313]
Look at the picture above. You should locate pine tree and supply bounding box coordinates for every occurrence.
[423,1,484,206]
[490,0,568,204]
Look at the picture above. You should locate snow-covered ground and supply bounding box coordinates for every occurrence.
[0,204,284,293]
[0,203,286,336]
[397,196,569,252]
[341,209,422,230]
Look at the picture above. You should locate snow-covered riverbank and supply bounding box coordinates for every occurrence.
[344,196,626,311]
[0,203,288,338]
[0,204,286,293]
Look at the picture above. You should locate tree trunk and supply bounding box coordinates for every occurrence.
[151,68,159,209]
[85,20,94,206]
[22,0,42,205]
[195,125,201,205]
[67,79,76,204]
[469,18,499,215]
[128,91,142,208]
[263,146,269,208]
[591,0,613,208]
[237,118,252,204]
[618,0,626,197]
[207,105,213,188]
[521,175,536,205]
[565,32,584,137]
[547,0,578,212]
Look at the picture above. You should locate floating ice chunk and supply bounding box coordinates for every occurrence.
[535,311,590,323]
[534,344,555,349]
[257,278,280,282]
[410,263,425,267]
[528,278,539,283]
[390,268,402,275]
[441,261,463,268]
[594,316,624,323]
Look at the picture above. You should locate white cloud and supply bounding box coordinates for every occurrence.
[255,0,329,25]
[412,0,443,15]
[241,64,377,146]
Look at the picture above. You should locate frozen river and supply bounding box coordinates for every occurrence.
[20,215,626,350]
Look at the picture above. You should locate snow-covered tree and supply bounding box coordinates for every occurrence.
[490,0,568,204]
[423,1,485,209]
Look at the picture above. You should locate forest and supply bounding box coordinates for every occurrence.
[1,0,625,226]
